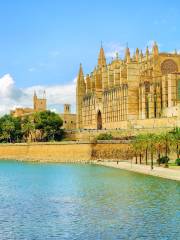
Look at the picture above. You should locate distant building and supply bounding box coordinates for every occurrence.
[59,104,76,130]
[11,91,47,117]
[33,91,47,112]
[11,93,76,130]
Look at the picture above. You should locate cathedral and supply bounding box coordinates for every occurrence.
[76,42,180,130]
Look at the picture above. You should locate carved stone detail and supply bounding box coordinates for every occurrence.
[161,59,178,75]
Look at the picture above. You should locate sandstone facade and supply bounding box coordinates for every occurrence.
[60,104,76,130]
[76,42,180,130]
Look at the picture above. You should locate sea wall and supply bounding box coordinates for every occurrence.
[0,141,132,162]
[92,141,133,160]
[0,142,93,162]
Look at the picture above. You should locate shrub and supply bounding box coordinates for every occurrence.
[96,133,113,141]
[157,156,170,165]
[175,158,180,166]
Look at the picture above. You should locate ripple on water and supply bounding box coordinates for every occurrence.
[0,161,179,240]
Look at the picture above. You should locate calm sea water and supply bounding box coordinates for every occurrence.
[0,161,179,240]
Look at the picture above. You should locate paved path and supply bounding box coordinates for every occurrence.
[96,161,180,181]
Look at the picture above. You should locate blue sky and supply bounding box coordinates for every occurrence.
[0,0,179,114]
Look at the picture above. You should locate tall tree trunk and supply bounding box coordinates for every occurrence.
[165,138,168,157]
[135,154,137,164]
[140,154,142,164]
[151,150,154,170]
[158,150,160,166]
[177,144,179,159]
[145,148,148,165]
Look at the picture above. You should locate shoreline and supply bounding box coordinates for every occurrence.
[0,158,179,181]
[96,161,180,182]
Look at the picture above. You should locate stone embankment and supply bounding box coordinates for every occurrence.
[0,141,131,162]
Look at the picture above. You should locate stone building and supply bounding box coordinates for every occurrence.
[11,91,47,117]
[59,104,76,130]
[11,93,76,130]
[76,42,180,130]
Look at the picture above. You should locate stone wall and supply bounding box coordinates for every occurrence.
[92,141,133,160]
[64,117,180,141]
[0,141,132,162]
[0,142,93,162]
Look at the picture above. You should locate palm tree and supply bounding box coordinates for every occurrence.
[145,133,156,170]
[161,132,173,158]
[140,133,149,165]
[132,138,139,164]
[135,134,143,164]
[132,134,149,165]
[170,127,180,159]
[154,133,164,165]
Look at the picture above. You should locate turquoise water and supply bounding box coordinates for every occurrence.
[0,161,180,240]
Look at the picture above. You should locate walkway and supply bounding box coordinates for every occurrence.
[97,161,180,181]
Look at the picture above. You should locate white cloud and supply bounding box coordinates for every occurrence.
[143,40,162,53]
[144,40,157,52]
[73,77,77,83]
[105,42,126,59]
[105,42,135,60]
[0,74,76,116]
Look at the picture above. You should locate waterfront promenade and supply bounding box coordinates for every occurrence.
[97,161,180,181]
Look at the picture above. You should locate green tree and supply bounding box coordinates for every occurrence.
[159,132,173,159]
[170,127,180,159]
[34,110,63,141]
[0,115,16,142]
[21,116,35,142]
[132,133,156,169]
[154,134,164,165]
[132,134,145,164]
[146,133,156,170]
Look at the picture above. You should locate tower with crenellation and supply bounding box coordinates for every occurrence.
[33,91,47,112]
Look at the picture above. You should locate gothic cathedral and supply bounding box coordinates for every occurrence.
[76,42,180,130]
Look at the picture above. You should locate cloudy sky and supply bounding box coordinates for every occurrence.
[0,0,180,114]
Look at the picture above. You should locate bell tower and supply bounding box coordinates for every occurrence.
[33,91,47,112]
[64,104,71,114]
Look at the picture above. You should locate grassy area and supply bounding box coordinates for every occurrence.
[168,162,180,169]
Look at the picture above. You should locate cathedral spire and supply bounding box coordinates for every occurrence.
[98,44,106,67]
[146,46,149,60]
[77,63,85,91]
[76,63,85,129]
[152,41,159,56]
[78,63,83,79]
[136,48,139,61]
[140,50,143,62]
[125,45,130,63]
